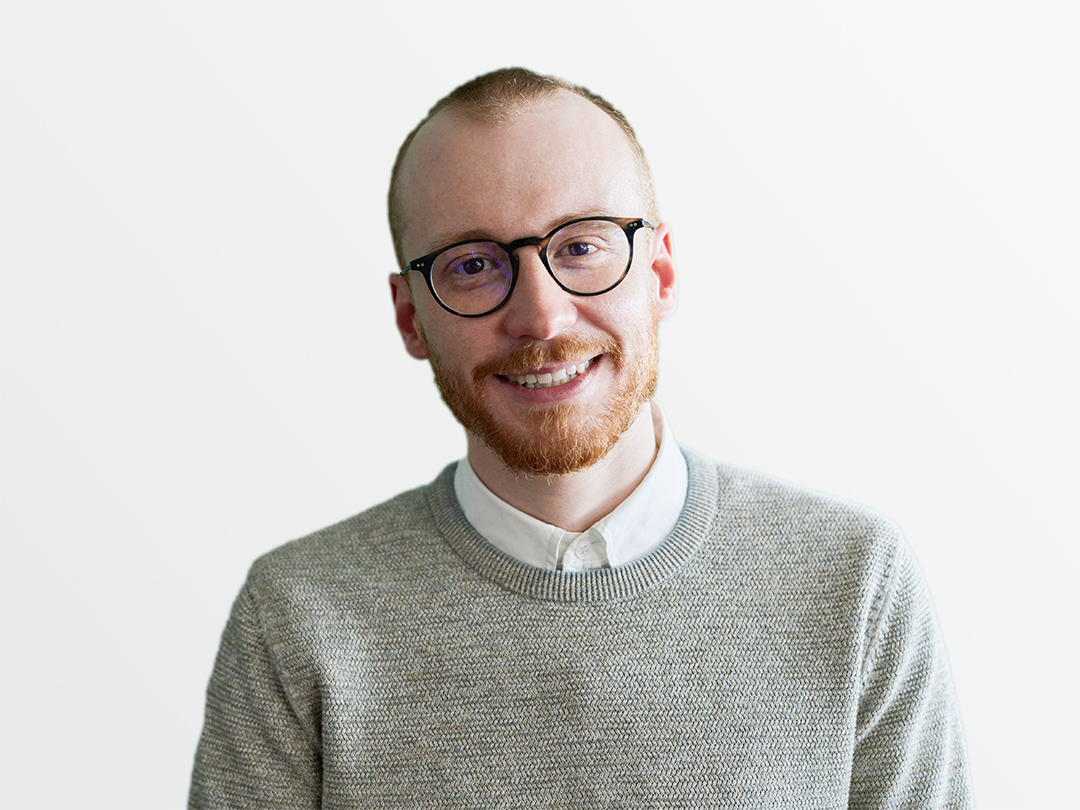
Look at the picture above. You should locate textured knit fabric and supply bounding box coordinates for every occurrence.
[190,449,972,809]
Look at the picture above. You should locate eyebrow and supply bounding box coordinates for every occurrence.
[421,209,617,255]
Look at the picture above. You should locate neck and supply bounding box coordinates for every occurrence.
[465,404,660,533]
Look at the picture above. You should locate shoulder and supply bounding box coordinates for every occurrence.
[685,446,901,540]
[682,446,906,588]
[720,459,899,539]
[243,465,457,596]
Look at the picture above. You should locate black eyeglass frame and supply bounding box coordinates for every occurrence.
[399,216,654,318]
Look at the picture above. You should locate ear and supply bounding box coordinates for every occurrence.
[648,221,678,320]
[389,273,430,360]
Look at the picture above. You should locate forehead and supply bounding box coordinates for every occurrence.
[397,91,646,256]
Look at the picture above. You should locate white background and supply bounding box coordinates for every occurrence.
[1,2,1076,807]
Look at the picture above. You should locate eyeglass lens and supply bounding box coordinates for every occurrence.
[429,219,632,316]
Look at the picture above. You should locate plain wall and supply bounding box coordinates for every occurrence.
[1,2,1076,807]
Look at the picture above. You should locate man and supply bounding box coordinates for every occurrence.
[191,68,972,808]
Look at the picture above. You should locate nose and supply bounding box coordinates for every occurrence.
[499,247,578,340]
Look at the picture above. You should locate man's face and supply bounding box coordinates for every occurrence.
[391,91,677,477]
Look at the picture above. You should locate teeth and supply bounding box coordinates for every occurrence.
[509,359,592,388]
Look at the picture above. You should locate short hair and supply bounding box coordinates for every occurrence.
[387,67,658,267]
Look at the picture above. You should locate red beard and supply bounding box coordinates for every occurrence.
[423,321,659,477]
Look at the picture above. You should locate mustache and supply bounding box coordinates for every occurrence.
[473,335,620,382]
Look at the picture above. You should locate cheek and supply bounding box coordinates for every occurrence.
[419,314,491,373]
[588,278,658,336]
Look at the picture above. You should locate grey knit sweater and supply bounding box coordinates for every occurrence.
[190,449,972,808]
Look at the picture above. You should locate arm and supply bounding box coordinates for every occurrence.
[849,539,973,809]
[189,582,321,809]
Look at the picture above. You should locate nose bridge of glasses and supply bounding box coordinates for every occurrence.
[505,234,547,262]
[503,234,554,281]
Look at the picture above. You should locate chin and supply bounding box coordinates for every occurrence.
[446,372,657,477]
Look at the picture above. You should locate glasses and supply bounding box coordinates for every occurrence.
[399,216,653,318]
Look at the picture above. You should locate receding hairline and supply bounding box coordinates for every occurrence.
[388,68,658,268]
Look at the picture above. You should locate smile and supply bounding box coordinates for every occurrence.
[505,359,593,389]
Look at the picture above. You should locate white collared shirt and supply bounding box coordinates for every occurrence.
[453,402,688,571]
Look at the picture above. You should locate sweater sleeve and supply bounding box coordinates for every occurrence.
[189,580,321,809]
[848,538,973,809]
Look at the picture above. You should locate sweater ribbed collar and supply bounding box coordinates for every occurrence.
[425,447,720,602]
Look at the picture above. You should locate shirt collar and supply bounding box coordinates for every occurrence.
[453,402,688,571]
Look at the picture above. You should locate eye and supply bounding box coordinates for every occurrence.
[452,256,494,275]
[440,248,506,278]
[553,239,603,261]
[432,245,510,292]
[563,241,597,258]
